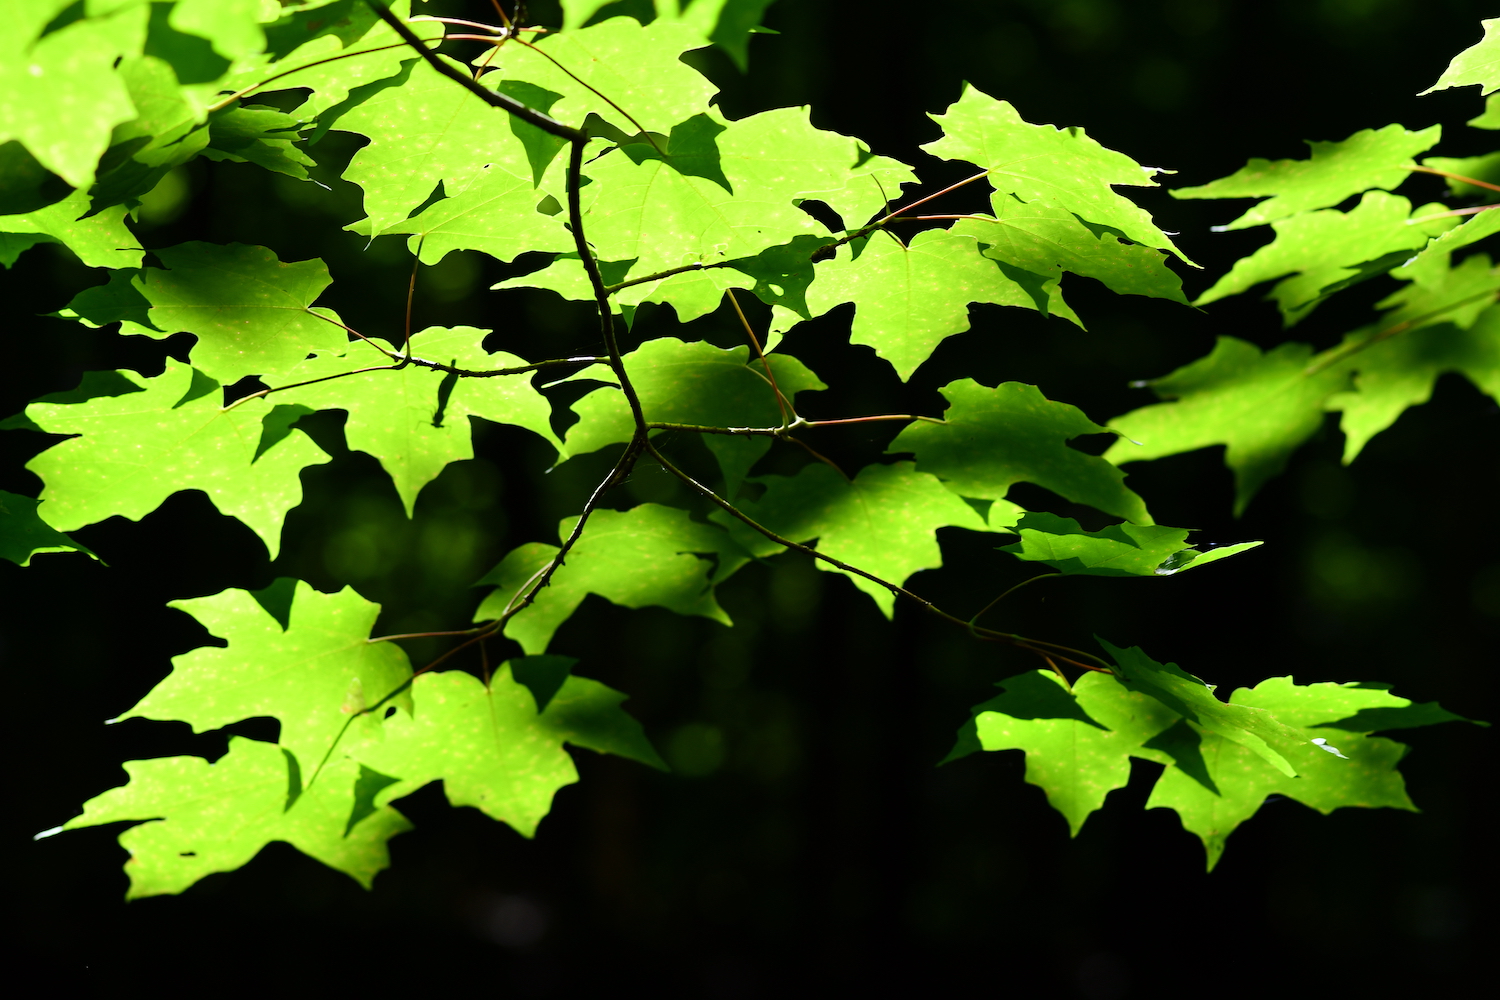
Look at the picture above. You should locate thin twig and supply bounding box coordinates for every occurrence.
[1304,285,1500,375]
[969,573,1062,628]
[871,170,991,228]
[1406,203,1500,223]
[510,35,665,155]
[727,288,791,425]
[204,42,419,115]
[366,1,583,141]
[221,363,402,412]
[1404,163,1500,194]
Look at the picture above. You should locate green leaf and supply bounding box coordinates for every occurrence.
[580,116,824,279]
[955,200,1188,305]
[23,362,329,557]
[257,1,440,127]
[946,670,1179,835]
[0,2,148,188]
[119,581,413,771]
[1172,125,1441,230]
[56,738,409,898]
[999,512,1260,577]
[1422,17,1500,95]
[713,461,987,616]
[890,379,1152,524]
[1103,338,1354,515]
[1143,676,1433,870]
[1468,93,1500,129]
[1420,152,1500,199]
[0,491,98,566]
[1226,676,1481,734]
[1101,640,1314,778]
[923,84,1189,261]
[52,269,161,336]
[383,161,576,264]
[505,16,717,136]
[333,55,535,236]
[200,105,314,180]
[475,504,749,653]
[797,230,1070,380]
[1405,201,1500,265]
[1193,191,1432,311]
[136,242,350,382]
[87,54,211,213]
[0,188,144,269]
[349,665,665,837]
[562,337,825,494]
[0,138,70,216]
[273,326,564,514]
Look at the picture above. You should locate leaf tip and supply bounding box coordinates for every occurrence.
[33,826,64,841]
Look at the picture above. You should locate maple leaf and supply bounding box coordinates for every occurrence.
[890,379,1152,524]
[1139,675,1476,870]
[563,337,825,494]
[1193,191,1433,312]
[799,230,1071,380]
[118,582,413,772]
[349,661,665,837]
[923,84,1190,262]
[954,202,1187,305]
[1102,641,1314,778]
[135,242,351,383]
[1104,338,1353,515]
[274,326,563,515]
[0,2,146,188]
[0,491,98,567]
[945,670,1179,835]
[714,461,987,616]
[999,512,1260,577]
[52,270,161,336]
[579,118,826,277]
[1172,125,1442,230]
[504,16,717,136]
[51,739,409,898]
[475,504,750,653]
[382,160,576,264]
[87,54,210,213]
[1422,18,1500,95]
[333,55,535,236]
[23,362,328,557]
[200,105,314,180]
[0,189,143,270]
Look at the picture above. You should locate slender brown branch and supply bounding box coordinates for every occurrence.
[204,42,419,115]
[888,214,995,222]
[1404,163,1500,194]
[403,252,419,358]
[304,308,402,358]
[510,35,665,155]
[366,1,584,141]
[871,170,991,228]
[1305,285,1500,376]
[784,434,849,480]
[969,573,1062,628]
[405,355,607,377]
[1407,203,1500,223]
[643,440,1109,670]
[369,626,489,643]
[221,363,402,412]
[727,288,791,425]
[606,261,723,293]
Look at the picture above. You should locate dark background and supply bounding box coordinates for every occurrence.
[4,1,1495,994]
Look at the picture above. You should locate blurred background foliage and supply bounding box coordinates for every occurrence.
[3,0,1496,994]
